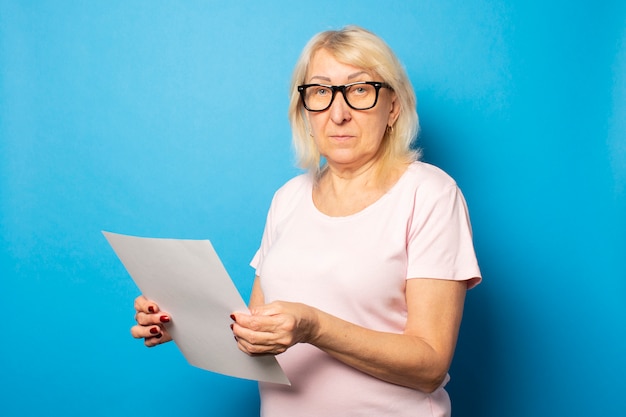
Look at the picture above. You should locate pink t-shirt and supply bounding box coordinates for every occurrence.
[251,162,481,417]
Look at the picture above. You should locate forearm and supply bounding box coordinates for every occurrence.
[309,309,453,393]
[237,278,466,393]
[248,276,265,309]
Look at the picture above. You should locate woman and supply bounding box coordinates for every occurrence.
[132,26,481,417]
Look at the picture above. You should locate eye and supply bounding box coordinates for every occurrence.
[312,86,331,96]
[348,83,372,96]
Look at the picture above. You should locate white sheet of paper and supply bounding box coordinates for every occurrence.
[103,231,290,385]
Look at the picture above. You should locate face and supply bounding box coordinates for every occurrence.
[305,48,400,172]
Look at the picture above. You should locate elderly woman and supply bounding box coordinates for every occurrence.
[132,26,481,417]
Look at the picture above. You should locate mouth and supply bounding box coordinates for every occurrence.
[329,134,354,142]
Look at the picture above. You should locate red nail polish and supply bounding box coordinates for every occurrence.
[230,323,234,331]
[155,333,163,339]
[148,306,155,313]
[160,315,170,323]
[230,314,236,321]
[150,327,159,334]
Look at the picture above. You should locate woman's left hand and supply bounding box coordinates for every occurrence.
[231,301,319,355]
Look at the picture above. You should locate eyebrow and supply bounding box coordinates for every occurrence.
[308,71,370,84]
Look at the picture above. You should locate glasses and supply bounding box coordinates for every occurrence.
[297,81,392,112]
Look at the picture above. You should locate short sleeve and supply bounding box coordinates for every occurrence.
[250,194,277,274]
[406,183,481,288]
[250,174,312,275]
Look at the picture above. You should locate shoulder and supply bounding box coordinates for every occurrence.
[401,162,458,195]
[266,172,313,218]
[272,172,313,201]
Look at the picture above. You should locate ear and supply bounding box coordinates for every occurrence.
[387,92,401,127]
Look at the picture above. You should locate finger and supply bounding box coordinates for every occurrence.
[135,311,171,326]
[130,324,173,346]
[248,303,284,317]
[134,295,159,314]
[144,329,173,347]
[130,323,166,339]
[234,330,285,356]
[233,321,284,349]
[233,312,278,332]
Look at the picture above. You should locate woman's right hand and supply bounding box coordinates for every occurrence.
[131,295,173,347]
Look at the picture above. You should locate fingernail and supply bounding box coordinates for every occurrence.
[230,323,234,331]
[160,315,170,323]
[148,306,155,313]
[230,314,236,321]
[155,333,163,339]
[150,327,159,334]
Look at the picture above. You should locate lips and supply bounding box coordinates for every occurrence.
[329,134,355,142]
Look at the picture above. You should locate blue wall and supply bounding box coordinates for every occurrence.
[1,1,624,416]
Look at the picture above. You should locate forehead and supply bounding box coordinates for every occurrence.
[306,48,372,83]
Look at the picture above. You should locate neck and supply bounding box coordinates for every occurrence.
[313,159,409,217]
[322,158,380,193]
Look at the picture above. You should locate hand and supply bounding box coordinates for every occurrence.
[231,301,319,355]
[131,295,173,347]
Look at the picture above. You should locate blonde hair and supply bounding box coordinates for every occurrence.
[288,26,420,178]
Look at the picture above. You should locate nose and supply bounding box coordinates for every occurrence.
[328,90,352,124]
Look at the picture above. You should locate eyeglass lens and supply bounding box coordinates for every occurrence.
[302,83,380,111]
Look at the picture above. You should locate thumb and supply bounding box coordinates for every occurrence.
[249,301,285,317]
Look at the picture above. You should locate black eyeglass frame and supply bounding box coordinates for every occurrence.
[297,81,393,112]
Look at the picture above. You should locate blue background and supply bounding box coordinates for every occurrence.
[2,1,625,416]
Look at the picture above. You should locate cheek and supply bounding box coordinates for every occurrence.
[366,116,389,140]
[307,115,323,135]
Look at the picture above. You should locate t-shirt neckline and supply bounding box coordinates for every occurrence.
[307,162,419,221]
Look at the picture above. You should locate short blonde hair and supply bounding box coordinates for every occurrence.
[288,26,420,177]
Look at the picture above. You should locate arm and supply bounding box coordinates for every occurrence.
[247,276,265,309]
[232,277,468,393]
[313,278,466,392]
